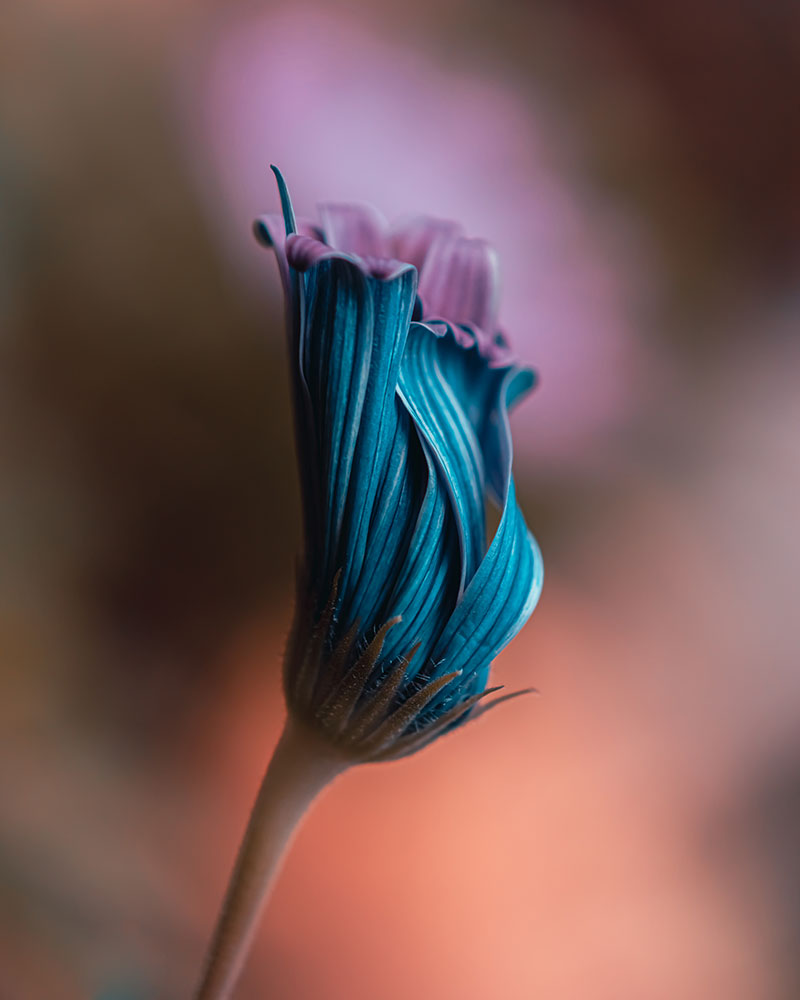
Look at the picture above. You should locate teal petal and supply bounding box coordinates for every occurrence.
[397,322,487,593]
[396,324,543,716]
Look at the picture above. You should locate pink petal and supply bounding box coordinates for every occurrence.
[390,216,464,271]
[418,235,500,332]
[317,203,389,258]
[285,233,413,282]
[254,213,324,292]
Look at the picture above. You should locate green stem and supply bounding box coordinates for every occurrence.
[194,718,347,1000]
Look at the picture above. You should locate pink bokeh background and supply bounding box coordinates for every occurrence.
[2,0,799,997]
[180,6,653,465]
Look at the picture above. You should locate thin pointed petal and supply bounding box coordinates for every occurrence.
[468,686,539,721]
[370,686,504,761]
[289,571,341,709]
[313,618,361,708]
[360,670,461,756]
[346,643,421,742]
[270,164,297,235]
[318,617,402,736]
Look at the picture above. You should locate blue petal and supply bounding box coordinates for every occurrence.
[284,242,419,620]
[435,478,541,679]
[334,267,419,620]
[270,164,297,236]
[428,365,543,709]
[395,324,542,711]
[267,168,322,567]
[300,257,374,580]
[379,436,461,674]
[397,322,487,594]
[339,403,427,634]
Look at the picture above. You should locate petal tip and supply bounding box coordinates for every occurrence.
[270,164,297,236]
[252,217,273,247]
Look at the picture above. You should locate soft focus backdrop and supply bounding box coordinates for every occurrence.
[2,1,799,998]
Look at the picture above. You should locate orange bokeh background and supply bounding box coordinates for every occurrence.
[2,1,799,998]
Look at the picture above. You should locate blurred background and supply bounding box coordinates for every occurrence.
[1,0,799,997]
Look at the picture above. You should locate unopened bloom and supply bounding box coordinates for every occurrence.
[256,168,543,762]
[195,169,545,1000]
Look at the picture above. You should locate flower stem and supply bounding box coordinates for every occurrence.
[194,718,348,1000]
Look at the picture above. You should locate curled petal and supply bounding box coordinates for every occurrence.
[253,213,322,295]
[286,232,361,272]
[398,323,487,594]
[253,214,323,249]
[425,365,543,714]
[390,216,464,271]
[287,234,414,283]
[318,202,389,259]
[419,235,500,333]
[397,322,542,715]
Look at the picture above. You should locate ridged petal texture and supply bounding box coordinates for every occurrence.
[259,168,543,761]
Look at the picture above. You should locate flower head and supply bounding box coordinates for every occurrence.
[257,167,543,762]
